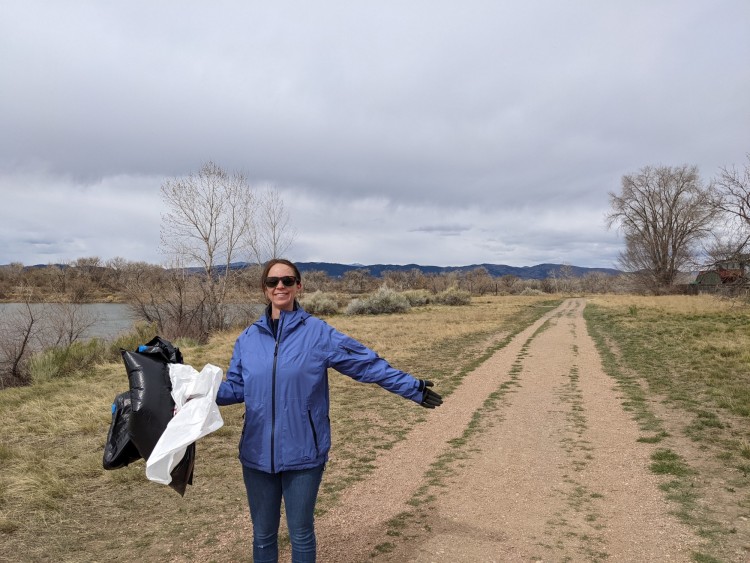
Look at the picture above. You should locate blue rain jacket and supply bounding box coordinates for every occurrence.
[216,305,425,473]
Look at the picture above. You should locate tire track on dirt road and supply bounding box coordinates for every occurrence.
[308,298,703,562]
[388,298,702,562]
[298,300,570,561]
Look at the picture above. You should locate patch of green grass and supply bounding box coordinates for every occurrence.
[29,338,107,383]
[371,541,396,555]
[637,431,670,444]
[585,297,750,561]
[687,410,725,436]
[692,553,723,563]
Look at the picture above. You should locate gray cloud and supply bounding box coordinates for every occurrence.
[1,1,748,268]
[410,225,471,236]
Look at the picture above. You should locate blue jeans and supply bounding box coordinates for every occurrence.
[242,464,325,563]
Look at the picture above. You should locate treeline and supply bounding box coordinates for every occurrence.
[0,257,623,305]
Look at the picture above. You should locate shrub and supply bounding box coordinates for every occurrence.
[434,287,472,306]
[174,337,200,349]
[346,287,411,315]
[519,288,546,296]
[301,291,341,316]
[107,322,159,360]
[29,338,107,383]
[402,289,433,306]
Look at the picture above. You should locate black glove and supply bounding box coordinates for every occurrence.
[418,380,443,409]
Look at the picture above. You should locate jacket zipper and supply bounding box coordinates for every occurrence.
[307,409,319,453]
[270,314,283,473]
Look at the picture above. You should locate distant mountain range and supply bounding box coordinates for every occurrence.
[293,262,620,280]
[9,261,621,280]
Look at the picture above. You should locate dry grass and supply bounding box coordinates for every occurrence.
[587,293,741,314]
[0,295,556,562]
[586,294,750,415]
[584,293,750,560]
[4,293,749,561]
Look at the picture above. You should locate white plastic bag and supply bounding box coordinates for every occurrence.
[145,363,224,485]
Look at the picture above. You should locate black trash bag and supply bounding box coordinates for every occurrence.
[121,337,195,496]
[102,391,142,470]
[122,349,175,460]
[136,335,184,364]
[169,442,195,497]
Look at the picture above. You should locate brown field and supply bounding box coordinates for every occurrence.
[1,293,749,562]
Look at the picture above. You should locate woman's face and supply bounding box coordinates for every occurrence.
[264,263,302,316]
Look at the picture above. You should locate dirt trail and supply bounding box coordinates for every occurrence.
[302,298,702,562]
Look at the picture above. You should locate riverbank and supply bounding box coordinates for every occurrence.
[0,291,127,304]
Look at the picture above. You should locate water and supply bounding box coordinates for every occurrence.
[0,303,266,341]
[82,303,137,339]
[0,303,136,340]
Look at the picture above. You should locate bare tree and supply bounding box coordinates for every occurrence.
[0,293,40,388]
[542,276,560,293]
[580,271,614,294]
[74,257,103,283]
[382,269,410,291]
[121,262,166,326]
[427,271,458,293]
[544,271,559,293]
[711,154,750,259]
[64,257,102,301]
[302,270,332,293]
[557,264,579,293]
[0,292,106,387]
[161,161,258,335]
[607,165,718,293]
[496,275,517,294]
[0,262,25,299]
[104,256,130,292]
[160,163,300,337]
[342,269,374,293]
[121,260,211,341]
[45,302,98,347]
[162,162,255,273]
[249,186,297,263]
[155,266,210,340]
[382,268,426,291]
[462,267,493,295]
[48,262,72,295]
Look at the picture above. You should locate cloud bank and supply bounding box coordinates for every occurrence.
[1,1,748,267]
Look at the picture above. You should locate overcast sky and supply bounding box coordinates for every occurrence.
[1,1,748,269]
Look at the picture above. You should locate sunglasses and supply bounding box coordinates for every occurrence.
[264,276,299,288]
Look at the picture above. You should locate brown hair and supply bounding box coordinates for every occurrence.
[260,258,302,294]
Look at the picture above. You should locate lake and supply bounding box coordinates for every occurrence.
[0,303,136,340]
[0,302,266,340]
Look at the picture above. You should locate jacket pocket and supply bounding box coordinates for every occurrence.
[307,409,319,454]
[279,401,319,464]
[240,403,266,462]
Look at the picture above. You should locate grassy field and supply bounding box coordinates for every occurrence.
[585,294,750,562]
[2,293,748,562]
[0,295,557,562]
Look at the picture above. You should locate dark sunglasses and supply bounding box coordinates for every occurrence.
[264,276,299,288]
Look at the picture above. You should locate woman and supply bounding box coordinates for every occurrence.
[216,258,442,563]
